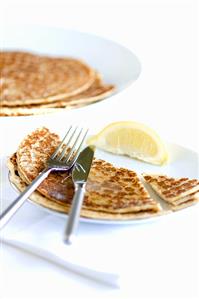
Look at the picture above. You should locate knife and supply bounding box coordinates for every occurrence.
[64,145,95,244]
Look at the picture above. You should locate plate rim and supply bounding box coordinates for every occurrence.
[1,25,142,96]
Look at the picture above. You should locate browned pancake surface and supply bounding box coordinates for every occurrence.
[13,128,161,216]
[9,153,161,219]
[0,51,95,106]
[9,154,161,220]
[39,76,114,108]
[143,173,199,209]
[17,127,60,182]
[0,77,114,116]
[8,128,198,218]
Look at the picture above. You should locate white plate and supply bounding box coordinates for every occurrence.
[1,25,141,96]
[0,26,141,151]
[7,143,199,225]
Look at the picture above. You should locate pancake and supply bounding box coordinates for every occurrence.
[0,51,95,106]
[143,173,199,210]
[16,127,60,183]
[8,154,161,219]
[36,76,115,108]
[7,128,162,220]
[0,77,115,116]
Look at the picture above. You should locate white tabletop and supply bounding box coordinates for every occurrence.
[1,1,199,299]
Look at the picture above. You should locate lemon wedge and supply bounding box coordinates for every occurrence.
[87,121,169,165]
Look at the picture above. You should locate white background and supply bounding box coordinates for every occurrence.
[1,0,199,151]
[1,0,199,299]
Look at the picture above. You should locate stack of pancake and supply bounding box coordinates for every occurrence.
[8,128,199,220]
[0,51,115,116]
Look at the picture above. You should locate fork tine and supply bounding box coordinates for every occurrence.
[50,125,72,159]
[62,128,83,162]
[57,126,78,161]
[63,129,89,163]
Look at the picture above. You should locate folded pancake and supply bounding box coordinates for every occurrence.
[0,51,95,106]
[143,173,199,210]
[0,76,114,116]
[7,128,162,220]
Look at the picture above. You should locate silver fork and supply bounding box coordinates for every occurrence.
[0,126,88,230]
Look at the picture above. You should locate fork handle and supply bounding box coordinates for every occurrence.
[0,168,51,230]
[64,183,85,244]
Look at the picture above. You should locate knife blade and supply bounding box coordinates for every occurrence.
[64,146,95,244]
[72,145,95,183]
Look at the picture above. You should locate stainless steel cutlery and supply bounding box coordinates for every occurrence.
[0,126,88,229]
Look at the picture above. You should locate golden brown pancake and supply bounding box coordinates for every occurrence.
[38,76,114,108]
[7,128,162,220]
[9,154,162,219]
[0,76,114,116]
[16,127,60,183]
[0,51,95,106]
[143,173,199,210]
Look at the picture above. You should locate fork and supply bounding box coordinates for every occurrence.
[0,126,88,230]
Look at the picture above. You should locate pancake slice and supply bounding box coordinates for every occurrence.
[7,128,162,220]
[143,173,199,210]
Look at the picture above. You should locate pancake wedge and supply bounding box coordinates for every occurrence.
[7,128,162,220]
[143,173,199,210]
